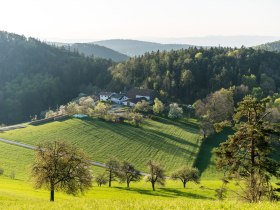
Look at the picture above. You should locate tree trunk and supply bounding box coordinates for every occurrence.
[109,171,112,187]
[251,138,256,202]
[183,182,186,188]
[50,183,54,202]
[127,180,130,188]
[152,181,155,191]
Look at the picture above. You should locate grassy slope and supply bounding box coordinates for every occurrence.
[0,142,34,180]
[0,177,279,210]
[0,118,279,209]
[0,117,201,175]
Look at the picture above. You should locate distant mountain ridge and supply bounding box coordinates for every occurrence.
[50,42,129,62]
[254,40,280,52]
[94,39,193,56]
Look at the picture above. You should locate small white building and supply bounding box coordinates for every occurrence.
[110,93,128,104]
[99,92,114,101]
[122,97,148,107]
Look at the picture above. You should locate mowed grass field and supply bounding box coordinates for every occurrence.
[0,117,279,209]
[0,117,201,175]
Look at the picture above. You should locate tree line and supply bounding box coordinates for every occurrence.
[0,31,113,124]
[108,47,280,105]
[31,140,199,202]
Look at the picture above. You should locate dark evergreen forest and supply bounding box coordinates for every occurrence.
[0,31,279,124]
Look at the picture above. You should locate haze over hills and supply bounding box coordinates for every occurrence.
[50,42,129,62]
[137,36,280,48]
[94,39,194,57]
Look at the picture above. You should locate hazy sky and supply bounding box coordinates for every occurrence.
[1,0,280,42]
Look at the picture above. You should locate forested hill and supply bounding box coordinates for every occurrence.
[254,40,280,52]
[94,39,193,56]
[109,47,280,103]
[51,42,129,62]
[0,31,113,124]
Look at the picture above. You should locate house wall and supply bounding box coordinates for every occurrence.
[100,95,109,101]
[136,95,150,100]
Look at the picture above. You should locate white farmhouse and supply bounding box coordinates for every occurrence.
[110,93,128,104]
[99,92,114,101]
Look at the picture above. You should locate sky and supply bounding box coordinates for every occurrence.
[0,0,280,44]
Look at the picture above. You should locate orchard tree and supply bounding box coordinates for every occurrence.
[171,166,200,188]
[119,161,141,188]
[106,157,120,187]
[215,96,280,202]
[146,160,165,191]
[168,103,183,119]
[94,102,110,118]
[194,88,234,138]
[153,98,164,114]
[128,112,143,127]
[134,100,150,113]
[95,173,107,187]
[31,141,92,202]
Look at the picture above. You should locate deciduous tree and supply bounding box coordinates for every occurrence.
[171,166,200,188]
[106,157,120,187]
[119,161,141,188]
[31,141,92,202]
[146,160,165,191]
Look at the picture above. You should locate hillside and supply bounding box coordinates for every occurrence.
[0,117,203,175]
[108,47,280,103]
[254,40,280,52]
[94,39,193,56]
[51,42,129,62]
[0,31,113,124]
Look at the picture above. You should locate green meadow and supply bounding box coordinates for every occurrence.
[0,117,279,209]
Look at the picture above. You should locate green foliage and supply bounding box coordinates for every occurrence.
[106,157,120,187]
[146,160,165,191]
[171,166,200,188]
[119,161,141,188]
[95,173,108,187]
[128,112,144,127]
[0,31,113,124]
[152,98,164,114]
[109,47,280,104]
[275,98,280,107]
[32,141,93,201]
[134,100,150,113]
[242,74,257,89]
[194,88,234,137]
[168,103,183,119]
[215,96,280,202]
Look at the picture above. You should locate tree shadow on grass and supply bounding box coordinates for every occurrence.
[114,187,213,200]
[151,116,199,134]
[160,188,214,200]
[193,128,233,175]
[113,187,174,198]
[81,118,197,158]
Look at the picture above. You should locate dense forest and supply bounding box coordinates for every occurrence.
[0,31,113,124]
[1,31,280,124]
[109,47,280,103]
[254,40,280,52]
